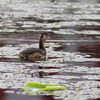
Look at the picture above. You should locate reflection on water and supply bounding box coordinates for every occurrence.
[57,0,100,3]
[0,0,100,100]
[0,89,59,100]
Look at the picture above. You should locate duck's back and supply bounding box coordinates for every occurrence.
[19,48,46,58]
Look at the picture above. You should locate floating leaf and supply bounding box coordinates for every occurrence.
[51,0,55,3]
[20,88,25,92]
[68,6,73,8]
[75,88,79,92]
[58,60,61,63]
[19,55,25,61]
[24,82,58,90]
[39,86,66,91]
[23,82,66,95]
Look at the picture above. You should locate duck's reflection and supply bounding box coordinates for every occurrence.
[31,66,47,78]
[31,65,60,78]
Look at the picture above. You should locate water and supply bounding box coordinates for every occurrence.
[0,0,100,100]
[0,89,61,100]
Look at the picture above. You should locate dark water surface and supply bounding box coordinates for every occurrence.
[0,89,61,100]
[0,0,100,100]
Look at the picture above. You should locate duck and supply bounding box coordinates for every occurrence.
[18,33,48,60]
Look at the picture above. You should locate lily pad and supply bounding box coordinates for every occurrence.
[24,82,58,90]
[39,86,66,91]
[24,82,66,91]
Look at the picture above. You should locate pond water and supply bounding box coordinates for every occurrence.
[0,0,100,100]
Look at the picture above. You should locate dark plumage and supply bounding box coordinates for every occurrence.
[18,33,48,59]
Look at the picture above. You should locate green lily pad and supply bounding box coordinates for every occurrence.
[24,82,58,90]
[39,86,66,91]
[22,82,66,95]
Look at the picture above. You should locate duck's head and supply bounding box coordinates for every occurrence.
[39,33,49,42]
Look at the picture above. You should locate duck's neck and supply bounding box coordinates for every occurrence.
[39,40,45,51]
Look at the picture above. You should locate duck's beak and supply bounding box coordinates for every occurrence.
[47,36,50,39]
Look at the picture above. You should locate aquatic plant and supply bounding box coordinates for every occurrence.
[22,82,66,95]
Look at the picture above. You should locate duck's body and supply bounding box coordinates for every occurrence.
[18,33,47,59]
[19,48,46,58]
